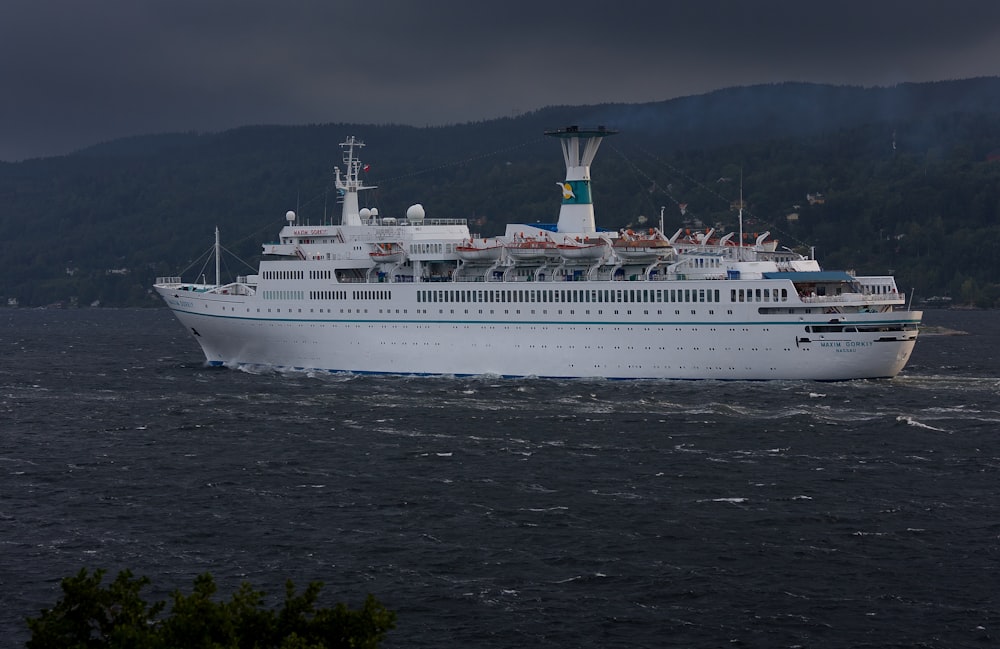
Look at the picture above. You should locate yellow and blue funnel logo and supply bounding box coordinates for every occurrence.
[557,180,591,204]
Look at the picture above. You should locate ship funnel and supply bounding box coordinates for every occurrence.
[545,125,618,233]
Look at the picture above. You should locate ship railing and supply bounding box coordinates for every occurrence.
[411,218,467,226]
[155,276,183,285]
[800,293,904,304]
[209,283,255,296]
[366,217,468,226]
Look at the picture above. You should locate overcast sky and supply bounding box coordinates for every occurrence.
[2,0,1000,161]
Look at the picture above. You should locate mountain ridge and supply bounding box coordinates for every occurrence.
[2,77,999,307]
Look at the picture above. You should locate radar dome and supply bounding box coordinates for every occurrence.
[371,208,379,217]
[359,208,372,219]
[285,210,296,222]
[406,204,425,221]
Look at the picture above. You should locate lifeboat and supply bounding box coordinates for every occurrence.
[505,234,559,259]
[456,239,504,262]
[369,243,405,264]
[557,236,608,260]
[612,229,671,262]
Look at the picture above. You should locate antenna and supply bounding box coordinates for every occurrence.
[738,169,744,260]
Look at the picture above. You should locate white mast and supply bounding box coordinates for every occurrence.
[334,136,377,226]
[214,226,221,287]
[737,171,745,261]
[546,126,617,233]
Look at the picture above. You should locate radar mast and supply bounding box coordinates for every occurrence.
[334,136,377,226]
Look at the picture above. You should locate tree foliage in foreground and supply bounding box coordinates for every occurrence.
[25,568,395,649]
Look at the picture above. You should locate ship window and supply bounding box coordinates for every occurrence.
[763,288,771,301]
[699,289,705,302]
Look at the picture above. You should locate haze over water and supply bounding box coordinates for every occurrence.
[2,308,997,647]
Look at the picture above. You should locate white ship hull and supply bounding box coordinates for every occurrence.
[156,281,919,380]
[154,129,922,381]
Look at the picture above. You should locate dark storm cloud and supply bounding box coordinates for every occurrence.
[2,0,999,161]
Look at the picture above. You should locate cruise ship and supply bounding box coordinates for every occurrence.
[154,127,921,380]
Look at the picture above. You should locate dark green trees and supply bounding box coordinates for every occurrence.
[26,568,395,649]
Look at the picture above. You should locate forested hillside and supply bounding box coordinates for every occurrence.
[2,79,999,307]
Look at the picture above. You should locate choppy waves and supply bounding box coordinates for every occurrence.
[2,308,999,647]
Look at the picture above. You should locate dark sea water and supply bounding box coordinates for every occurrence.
[1,308,998,648]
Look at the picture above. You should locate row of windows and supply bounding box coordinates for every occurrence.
[263,290,305,300]
[309,270,333,280]
[417,287,723,304]
[732,288,789,303]
[353,290,392,300]
[687,257,722,268]
[310,290,348,300]
[410,242,450,255]
[266,285,795,306]
[263,270,304,280]
[307,290,391,300]
[865,284,897,294]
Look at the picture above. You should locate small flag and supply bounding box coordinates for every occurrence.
[363,164,370,172]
